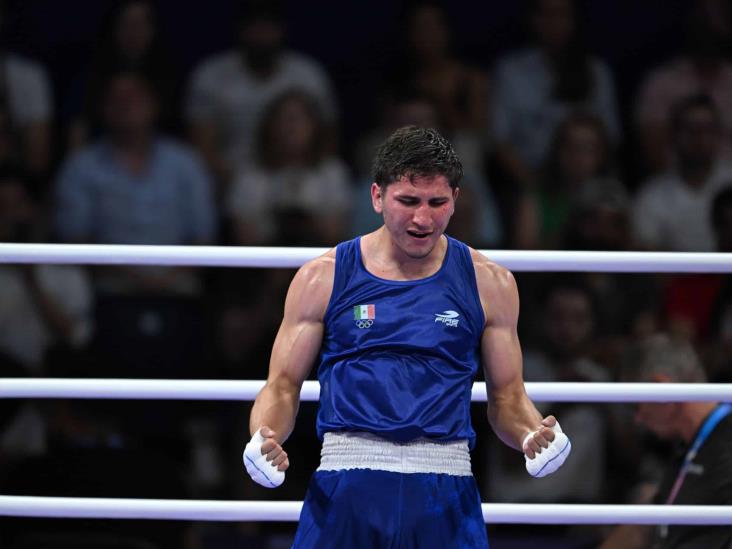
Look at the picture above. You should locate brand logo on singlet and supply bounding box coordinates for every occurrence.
[354,304,375,329]
[434,310,460,327]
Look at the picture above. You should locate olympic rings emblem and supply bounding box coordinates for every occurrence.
[355,319,374,329]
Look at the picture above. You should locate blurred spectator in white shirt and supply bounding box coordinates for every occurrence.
[635,0,732,173]
[186,0,337,193]
[226,89,351,247]
[633,94,732,251]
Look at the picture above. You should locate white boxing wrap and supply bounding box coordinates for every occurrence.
[523,421,571,478]
[243,430,285,488]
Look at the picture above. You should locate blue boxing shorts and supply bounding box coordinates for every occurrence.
[292,432,489,548]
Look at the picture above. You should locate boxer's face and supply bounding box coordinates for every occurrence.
[372,174,458,260]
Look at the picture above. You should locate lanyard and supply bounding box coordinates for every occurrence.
[665,403,732,505]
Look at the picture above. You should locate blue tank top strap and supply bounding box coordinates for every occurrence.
[325,237,360,321]
[445,235,486,328]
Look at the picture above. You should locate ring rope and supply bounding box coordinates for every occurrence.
[0,243,731,272]
[1,379,731,402]
[0,497,730,524]
[2,244,730,526]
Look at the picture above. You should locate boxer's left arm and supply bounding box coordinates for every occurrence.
[471,250,554,457]
[249,251,335,445]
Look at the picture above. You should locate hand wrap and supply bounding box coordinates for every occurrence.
[523,421,571,478]
[243,430,285,488]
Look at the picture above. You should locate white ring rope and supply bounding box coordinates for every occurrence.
[2,246,729,527]
[1,379,731,402]
[0,497,730,524]
[1,243,732,272]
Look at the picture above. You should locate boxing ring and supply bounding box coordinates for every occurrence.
[1,243,732,526]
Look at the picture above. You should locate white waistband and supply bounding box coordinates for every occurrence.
[317,431,472,476]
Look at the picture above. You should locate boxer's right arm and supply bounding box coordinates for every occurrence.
[249,251,335,445]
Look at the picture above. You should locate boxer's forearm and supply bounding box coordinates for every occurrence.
[487,391,543,451]
[249,376,301,443]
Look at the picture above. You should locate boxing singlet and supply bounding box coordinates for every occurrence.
[316,235,485,448]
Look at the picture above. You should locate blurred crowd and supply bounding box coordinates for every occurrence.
[0,0,731,547]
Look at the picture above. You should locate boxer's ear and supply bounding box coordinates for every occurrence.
[371,182,384,214]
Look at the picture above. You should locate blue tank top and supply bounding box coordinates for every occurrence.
[316,235,485,448]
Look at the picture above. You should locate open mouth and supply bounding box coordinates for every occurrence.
[407,230,432,239]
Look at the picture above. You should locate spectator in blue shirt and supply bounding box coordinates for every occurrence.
[54,70,216,297]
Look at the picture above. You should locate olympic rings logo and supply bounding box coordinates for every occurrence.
[355,319,374,329]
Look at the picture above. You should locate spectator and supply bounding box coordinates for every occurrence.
[633,94,732,251]
[602,334,732,549]
[385,0,488,173]
[55,70,216,295]
[0,165,93,460]
[513,111,621,249]
[226,89,351,247]
[0,1,53,183]
[186,0,337,190]
[491,0,620,188]
[65,0,180,150]
[635,96,732,348]
[635,0,732,173]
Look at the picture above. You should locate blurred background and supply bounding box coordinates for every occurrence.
[0,0,731,547]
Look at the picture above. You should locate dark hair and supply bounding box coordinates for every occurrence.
[256,88,328,169]
[670,93,721,134]
[372,126,463,188]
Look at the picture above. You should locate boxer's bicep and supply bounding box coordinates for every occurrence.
[267,254,334,392]
[472,255,541,449]
[268,313,323,391]
[478,268,531,408]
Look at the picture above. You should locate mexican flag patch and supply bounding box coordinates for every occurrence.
[353,304,375,320]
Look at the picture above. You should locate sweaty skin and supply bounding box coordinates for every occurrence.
[248,174,555,472]
[471,249,555,457]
